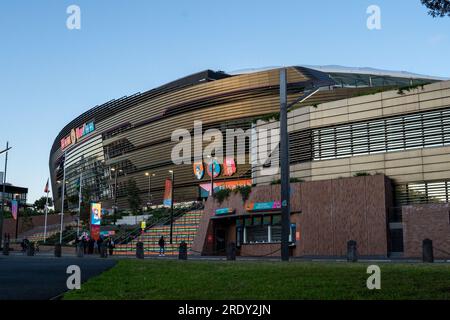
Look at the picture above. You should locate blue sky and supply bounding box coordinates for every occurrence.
[0,0,449,203]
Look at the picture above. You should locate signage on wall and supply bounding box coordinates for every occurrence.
[222,157,236,176]
[215,208,234,216]
[193,161,205,180]
[61,121,95,150]
[199,179,251,198]
[207,159,221,178]
[245,201,282,212]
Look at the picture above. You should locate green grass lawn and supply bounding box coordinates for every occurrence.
[64,259,450,300]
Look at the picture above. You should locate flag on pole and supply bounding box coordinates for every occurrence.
[44,179,49,193]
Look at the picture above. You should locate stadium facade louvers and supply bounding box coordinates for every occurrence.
[50,66,450,257]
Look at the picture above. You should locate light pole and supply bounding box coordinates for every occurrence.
[279,68,334,261]
[77,171,83,238]
[59,152,67,245]
[0,142,11,249]
[145,172,155,208]
[208,155,215,197]
[111,167,122,225]
[169,170,174,245]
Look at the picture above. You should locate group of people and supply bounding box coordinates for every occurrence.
[76,235,115,256]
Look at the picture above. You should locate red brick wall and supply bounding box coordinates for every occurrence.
[403,204,450,259]
[193,175,391,258]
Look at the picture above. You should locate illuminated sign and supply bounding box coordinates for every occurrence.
[90,202,102,226]
[246,201,281,212]
[223,157,236,176]
[193,161,205,180]
[60,121,95,150]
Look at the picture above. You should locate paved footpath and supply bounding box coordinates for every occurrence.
[0,254,116,300]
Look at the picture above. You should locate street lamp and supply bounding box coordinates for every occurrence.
[168,170,174,244]
[207,155,215,197]
[279,68,334,261]
[145,172,155,208]
[111,167,123,225]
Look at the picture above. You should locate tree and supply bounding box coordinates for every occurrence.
[33,196,53,211]
[421,0,450,17]
[126,179,142,215]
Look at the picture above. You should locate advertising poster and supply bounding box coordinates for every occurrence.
[163,178,173,207]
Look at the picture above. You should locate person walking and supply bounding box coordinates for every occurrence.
[158,236,165,256]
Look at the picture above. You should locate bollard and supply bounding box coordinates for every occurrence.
[100,243,108,258]
[226,242,236,261]
[423,238,434,263]
[347,240,358,262]
[26,243,35,256]
[178,241,188,260]
[136,242,144,259]
[54,244,62,258]
[2,240,9,256]
[76,242,84,258]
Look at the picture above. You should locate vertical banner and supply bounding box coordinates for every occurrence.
[11,200,18,221]
[90,203,102,241]
[163,179,172,207]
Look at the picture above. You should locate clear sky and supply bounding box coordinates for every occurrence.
[0,0,449,203]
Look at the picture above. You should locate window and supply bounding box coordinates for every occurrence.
[241,215,294,244]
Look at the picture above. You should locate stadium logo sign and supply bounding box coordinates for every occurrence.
[61,121,95,150]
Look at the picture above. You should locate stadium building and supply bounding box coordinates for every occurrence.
[50,66,450,258]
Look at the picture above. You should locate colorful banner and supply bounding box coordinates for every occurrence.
[163,178,173,207]
[11,200,18,221]
[245,201,282,212]
[199,179,251,198]
[91,225,101,241]
[90,203,102,226]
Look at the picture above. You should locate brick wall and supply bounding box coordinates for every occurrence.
[2,214,75,238]
[193,174,391,257]
[403,204,450,259]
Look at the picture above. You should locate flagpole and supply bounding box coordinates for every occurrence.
[59,153,67,244]
[44,185,49,243]
[77,171,83,238]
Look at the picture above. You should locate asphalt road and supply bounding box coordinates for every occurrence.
[0,255,116,300]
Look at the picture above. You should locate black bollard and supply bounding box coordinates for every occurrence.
[100,243,108,258]
[178,241,188,260]
[136,242,144,259]
[2,240,9,256]
[423,239,434,263]
[347,240,358,262]
[55,244,62,258]
[226,242,236,261]
[26,243,35,256]
[76,242,84,258]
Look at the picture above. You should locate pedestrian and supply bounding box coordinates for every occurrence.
[108,238,115,256]
[158,236,165,256]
